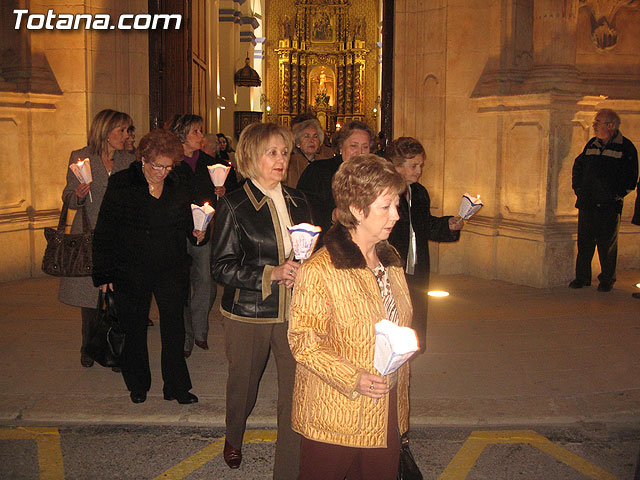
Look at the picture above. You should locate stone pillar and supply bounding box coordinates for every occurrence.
[529,0,580,90]
[533,0,578,67]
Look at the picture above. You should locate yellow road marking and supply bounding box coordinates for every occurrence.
[0,427,64,480]
[153,429,278,480]
[438,429,620,480]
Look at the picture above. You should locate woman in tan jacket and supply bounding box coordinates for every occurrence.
[289,154,412,480]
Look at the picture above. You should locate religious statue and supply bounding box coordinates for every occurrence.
[282,15,293,38]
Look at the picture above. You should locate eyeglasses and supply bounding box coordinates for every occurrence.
[592,121,613,126]
[146,161,173,172]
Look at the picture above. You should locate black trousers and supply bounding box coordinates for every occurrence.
[114,264,192,395]
[406,274,428,354]
[576,207,621,285]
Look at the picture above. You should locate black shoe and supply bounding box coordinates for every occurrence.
[568,279,590,289]
[80,351,94,368]
[130,391,147,403]
[597,282,613,292]
[164,391,198,404]
[632,292,640,299]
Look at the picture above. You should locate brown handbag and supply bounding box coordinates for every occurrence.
[42,199,93,277]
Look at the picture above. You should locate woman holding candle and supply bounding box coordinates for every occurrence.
[288,154,411,480]
[386,137,463,354]
[210,122,312,478]
[58,109,135,368]
[92,129,204,404]
[170,114,239,358]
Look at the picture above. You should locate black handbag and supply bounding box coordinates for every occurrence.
[84,289,125,368]
[42,199,92,277]
[398,431,423,480]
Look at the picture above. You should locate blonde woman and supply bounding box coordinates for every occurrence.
[58,109,134,368]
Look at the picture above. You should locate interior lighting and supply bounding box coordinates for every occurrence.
[635,283,640,289]
[428,290,449,297]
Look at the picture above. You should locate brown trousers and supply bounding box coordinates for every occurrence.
[223,318,300,480]
[298,386,400,480]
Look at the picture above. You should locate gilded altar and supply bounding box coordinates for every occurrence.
[267,0,378,133]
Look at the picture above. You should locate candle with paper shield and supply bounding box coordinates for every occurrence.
[69,158,93,202]
[287,223,322,262]
[459,192,483,220]
[374,319,419,376]
[191,202,215,236]
[207,164,231,200]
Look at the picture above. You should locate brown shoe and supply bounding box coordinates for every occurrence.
[80,351,94,368]
[223,440,242,469]
[194,340,209,350]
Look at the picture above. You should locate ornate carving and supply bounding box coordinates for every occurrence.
[271,0,375,130]
[579,0,639,51]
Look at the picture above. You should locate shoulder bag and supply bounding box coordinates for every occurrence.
[42,199,92,277]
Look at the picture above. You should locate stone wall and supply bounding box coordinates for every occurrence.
[394,0,640,287]
[0,0,148,282]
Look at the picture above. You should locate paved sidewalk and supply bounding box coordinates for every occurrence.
[0,271,639,428]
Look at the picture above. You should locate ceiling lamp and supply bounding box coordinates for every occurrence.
[234,56,261,87]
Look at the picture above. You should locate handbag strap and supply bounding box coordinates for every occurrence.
[56,197,92,233]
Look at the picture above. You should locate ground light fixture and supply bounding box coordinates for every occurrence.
[428,290,449,297]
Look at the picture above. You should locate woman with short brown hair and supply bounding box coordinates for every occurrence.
[289,154,411,480]
[386,137,462,354]
[93,129,204,404]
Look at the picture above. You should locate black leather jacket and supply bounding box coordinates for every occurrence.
[210,180,313,322]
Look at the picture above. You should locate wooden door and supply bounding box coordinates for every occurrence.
[149,0,192,129]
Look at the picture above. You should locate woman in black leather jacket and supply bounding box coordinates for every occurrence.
[210,122,313,479]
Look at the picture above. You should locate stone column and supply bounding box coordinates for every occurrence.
[530,0,580,89]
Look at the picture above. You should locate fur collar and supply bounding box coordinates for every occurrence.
[324,223,404,270]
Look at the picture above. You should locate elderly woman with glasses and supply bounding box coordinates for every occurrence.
[92,129,204,404]
[289,154,412,480]
[211,122,313,478]
[297,120,374,245]
[285,118,333,187]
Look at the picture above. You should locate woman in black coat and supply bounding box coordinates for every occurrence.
[386,137,463,354]
[169,114,239,357]
[92,129,204,404]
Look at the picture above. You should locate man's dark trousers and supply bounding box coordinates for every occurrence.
[575,205,621,285]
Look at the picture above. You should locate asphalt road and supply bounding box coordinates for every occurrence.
[2,423,639,479]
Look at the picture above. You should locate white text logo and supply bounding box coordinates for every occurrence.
[14,9,182,30]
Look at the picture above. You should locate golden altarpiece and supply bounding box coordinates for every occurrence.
[268,0,378,132]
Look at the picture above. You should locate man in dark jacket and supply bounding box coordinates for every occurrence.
[570,109,638,292]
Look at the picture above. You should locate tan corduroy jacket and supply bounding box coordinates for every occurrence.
[288,224,413,448]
